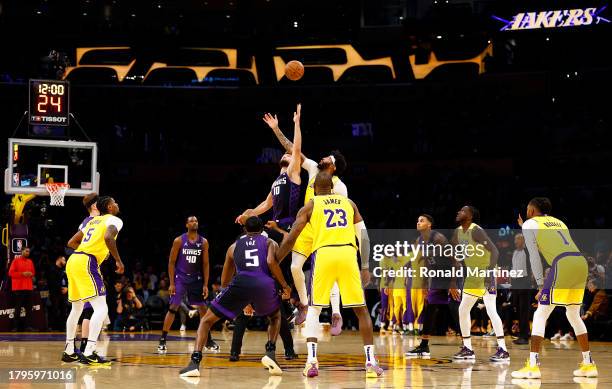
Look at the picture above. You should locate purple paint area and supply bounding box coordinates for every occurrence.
[0,333,194,342]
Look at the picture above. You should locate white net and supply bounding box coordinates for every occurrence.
[45,183,70,206]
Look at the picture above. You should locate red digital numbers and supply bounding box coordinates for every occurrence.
[36,94,62,113]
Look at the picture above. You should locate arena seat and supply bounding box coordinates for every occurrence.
[143,68,199,86]
[64,67,120,85]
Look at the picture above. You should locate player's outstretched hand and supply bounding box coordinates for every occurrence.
[360,269,371,288]
[263,113,279,130]
[517,213,524,227]
[293,104,301,123]
[115,260,125,274]
[202,286,209,300]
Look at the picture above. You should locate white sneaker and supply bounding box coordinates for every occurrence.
[180,324,187,331]
[188,310,198,318]
[550,333,562,340]
[560,333,574,341]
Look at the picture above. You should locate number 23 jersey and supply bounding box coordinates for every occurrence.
[310,194,357,252]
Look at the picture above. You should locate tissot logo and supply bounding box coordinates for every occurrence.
[494,6,610,31]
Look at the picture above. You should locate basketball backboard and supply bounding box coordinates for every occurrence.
[4,138,99,197]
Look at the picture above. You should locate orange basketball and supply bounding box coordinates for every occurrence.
[285,60,304,81]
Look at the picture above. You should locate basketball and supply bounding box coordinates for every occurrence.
[285,60,304,81]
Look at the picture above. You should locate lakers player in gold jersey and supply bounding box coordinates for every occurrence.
[512,198,596,380]
[451,205,509,362]
[277,172,383,379]
[63,196,124,366]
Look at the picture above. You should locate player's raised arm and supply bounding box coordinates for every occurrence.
[236,193,273,224]
[104,225,124,274]
[220,243,237,288]
[276,200,314,261]
[287,104,303,184]
[167,236,182,295]
[472,226,499,268]
[201,238,210,299]
[263,110,308,161]
[266,239,291,298]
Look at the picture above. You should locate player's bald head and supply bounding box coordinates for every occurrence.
[314,171,333,195]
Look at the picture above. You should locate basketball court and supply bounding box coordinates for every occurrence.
[0,329,606,388]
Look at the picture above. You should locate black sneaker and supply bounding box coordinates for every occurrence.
[80,351,112,366]
[452,346,476,360]
[489,347,510,362]
[285,350,299,360]
[229,352,240,362]
[513,338,529,345]
[262,342,282,376]
[157,339,167,354]
[205,340,220,352]
[405,344,431,358]
[62,351,81,363]
[179,352,202,377]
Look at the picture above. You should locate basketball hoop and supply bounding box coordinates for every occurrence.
[45,183,70,206]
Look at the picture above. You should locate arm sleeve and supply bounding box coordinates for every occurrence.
[105,216,124,232]
[354,221,370,270]
[522,219,544,287]
[334,180,348,197]
[301,158,319,178]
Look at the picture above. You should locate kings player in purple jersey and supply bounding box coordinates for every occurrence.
[180,216,291,377]
[236,103,302,229]
[158,216,218,353]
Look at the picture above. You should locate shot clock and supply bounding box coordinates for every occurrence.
[28,79,70,126]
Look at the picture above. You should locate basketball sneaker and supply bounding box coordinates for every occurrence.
[365,362,384,378]
[180,324,187,331]
[452,346,476,360]
[511,360,541,379]
[295,303,308,325]
[79,351,112,366]
[284,349,299,360]
[330,313,343,336]
[61,351,81,363]
[303,361,319,377]
[157,339,167,354]
[179,352,202,377]
[405,344,431,358]
[550,332,562,340]
[573,362,598,377]
[229,352,239,362]
[489,347,510,362]
[205,339,220,352]
[560,333,574,341]
[261,341,282,376]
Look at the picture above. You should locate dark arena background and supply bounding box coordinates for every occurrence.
[1,0,612,388]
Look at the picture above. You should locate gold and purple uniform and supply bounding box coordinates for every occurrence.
[456,223,493,298]
[522,216,588,306]
[66,214,123,302]
[309,194,364,307]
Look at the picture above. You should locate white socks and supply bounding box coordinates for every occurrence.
[582,351,593,364]
[330,283,341,315]
[529,352,539,367]
[463,337,472,350]
[307,341,318,363]
[497,337,507,351]
[364,345,376,365]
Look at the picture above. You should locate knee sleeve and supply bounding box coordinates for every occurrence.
[566,305,587,336]
[532,305,555,337]
[304,306,323,338]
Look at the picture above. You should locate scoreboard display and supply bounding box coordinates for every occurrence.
[28,79,70,126]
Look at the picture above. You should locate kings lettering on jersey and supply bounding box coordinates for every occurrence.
[176,234,204,275]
